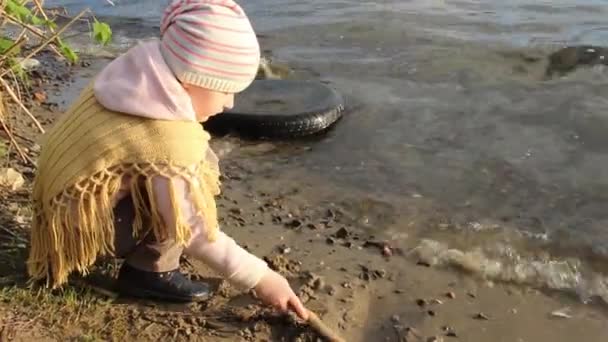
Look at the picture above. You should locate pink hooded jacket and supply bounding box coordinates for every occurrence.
[93,40,269,291]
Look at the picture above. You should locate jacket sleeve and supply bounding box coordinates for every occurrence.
[152,174,270,291]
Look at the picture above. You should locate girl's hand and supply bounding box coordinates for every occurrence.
[253,270,309,320]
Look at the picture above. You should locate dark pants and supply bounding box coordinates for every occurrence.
[112,194,183,272]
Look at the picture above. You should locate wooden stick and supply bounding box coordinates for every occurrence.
[0,77,45,133]
[0,104,32,164]
[306,309,346,342]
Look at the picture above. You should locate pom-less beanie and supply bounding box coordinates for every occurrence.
[160,0,260,93]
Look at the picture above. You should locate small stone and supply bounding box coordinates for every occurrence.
[307,223,322,230]
[445,292,456,299]
[430,299,443,305]
[326,237,336,245]
[442,326,457,337]
[427,310,436,317]
[285,219,303,229]
[15,57,40,70]
[416,299,427,307]
[374,269,387,278]
[334,227,349,239]
[327,285,337,296]
[474,312,490,320]
[312,277,325,290]
[417,261,431,267]
[550,307,573,319]
[391,315,401,323]
[229,207,243,215]
[33,90,47,103]
[401,327,423,342]
[426,337,443,342]
[467,292,477,299]
[0,168,25,191]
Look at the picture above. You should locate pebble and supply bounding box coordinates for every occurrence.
[285,219,302,228]
[426,337,443,342]
[391,315,401,323]
[334,227,350,239]
[312,277,325,291]
[416,299,427,307]
[442,326,457,337]
[445,292,456,299]
[417,261,431,267]
[474,312,490,320]
[0,168,24,191]
[401,327,423,342]
[427,310,436,317]
[327,285,337,296]
[229,207,243,215]
[307,223,323,230]
[277,245,291,254]
[550,308,573,319]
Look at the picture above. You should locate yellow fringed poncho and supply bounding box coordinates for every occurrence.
[27,85,221,288]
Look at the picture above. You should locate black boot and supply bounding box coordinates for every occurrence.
[116,263,211,302]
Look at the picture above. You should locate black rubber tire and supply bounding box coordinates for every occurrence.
[203,79,345,139]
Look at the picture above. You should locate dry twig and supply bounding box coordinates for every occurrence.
[0,77,44,133]
[0,104,31,163]
[0,8,89,79]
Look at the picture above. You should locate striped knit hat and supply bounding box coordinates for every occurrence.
[159,0,260,93]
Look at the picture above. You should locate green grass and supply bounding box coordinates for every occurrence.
[0,283,120,340]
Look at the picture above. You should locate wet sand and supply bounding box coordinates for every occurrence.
[2,142,608,341]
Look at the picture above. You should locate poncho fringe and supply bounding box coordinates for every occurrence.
[28,161,220,288]
[26,85,220,288]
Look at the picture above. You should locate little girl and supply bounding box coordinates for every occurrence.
[27,0,308,320]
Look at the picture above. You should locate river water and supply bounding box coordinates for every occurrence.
[46,0,608,303]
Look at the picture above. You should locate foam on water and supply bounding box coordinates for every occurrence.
[412,239,608,304]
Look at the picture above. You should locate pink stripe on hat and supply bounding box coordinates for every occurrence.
[169,25,258,56]
[159,0,260,93]
[164,30,257,67]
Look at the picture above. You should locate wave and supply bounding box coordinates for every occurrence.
[410,238,608,305]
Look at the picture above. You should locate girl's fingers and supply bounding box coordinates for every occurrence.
[288,297,309,320]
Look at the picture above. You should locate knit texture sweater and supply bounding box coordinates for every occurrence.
[28,84,221,287]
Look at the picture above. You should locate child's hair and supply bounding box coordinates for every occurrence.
[159,0,260,93]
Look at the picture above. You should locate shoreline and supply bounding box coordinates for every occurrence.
[1,50,608,341]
